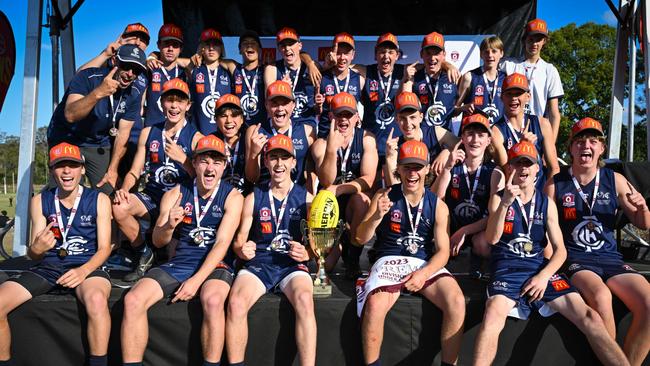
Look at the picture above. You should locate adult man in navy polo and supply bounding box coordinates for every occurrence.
[47,44,147,195]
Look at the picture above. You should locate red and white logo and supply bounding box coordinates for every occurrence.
[152,72,161,83]
[562,193,575,207]
[451,51,460,61]
[183,202,193,214]
[418,83,427,94]
[150,140,160,152]
[475,85,484,96]
[325,85,334,95]
[260,207,271,221]
[391,209,402,223]
[505,207,515,221]
[451,174,460,188]
[369,80,378,92]
[196,73,205,83]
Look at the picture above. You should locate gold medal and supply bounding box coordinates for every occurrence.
[586,220,595,231]
[523,241,533,253]
[109,127,119,137]
[193,234,204,245]
[57,247,68,258]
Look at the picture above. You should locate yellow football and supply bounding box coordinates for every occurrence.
[308,190,339,229]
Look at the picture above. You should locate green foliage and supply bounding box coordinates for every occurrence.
[0,126,49,190]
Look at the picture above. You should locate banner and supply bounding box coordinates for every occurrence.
[0,11,15,113]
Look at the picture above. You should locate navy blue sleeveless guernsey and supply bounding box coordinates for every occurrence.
[233,65,266,127]
[189,64,233,135]
[375,184,438,261]
[395,125,441,162]
[334,127,365,184]
[275,60,316,128]
[214,131,247,193]
[446,161,496,232]
[40,186,100,268]
[553,167,621,262]
[464,67,506,125]
[259,121,310,186]
[317,69,362,138]
[145,65,187,127]
[413,70,458,130]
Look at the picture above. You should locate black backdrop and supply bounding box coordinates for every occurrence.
[162,0,536,58]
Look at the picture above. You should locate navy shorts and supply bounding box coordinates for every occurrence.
[239,262,311,292]
[565,259,639,282]
[488,267,575,320]
[133,190,162,225]
[145,263,234,298]
[5,268,110,297]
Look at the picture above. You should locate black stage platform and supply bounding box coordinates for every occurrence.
[1,253,648,366]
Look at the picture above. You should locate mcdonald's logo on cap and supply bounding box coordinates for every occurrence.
[264,134,296,157]
[376,33,399,49]
[421,32,444,50]
[266,80,295,101]
[158,24,183,43]
[195,135,227,156]
[570,117,604,139]
[503,73,529,92]
[398,140,429,166]
[123,23,150,42]
[214,93,243,112]
[276,27,300,44]
[331,92,358,114]
[507,140,538,164]
[525,19,549,37]
[161,78,190,99]
[334,32,355,49]
[395,92,421,113]
[461,113,491,134]
[49,142,85,167]
[200,28,222,42]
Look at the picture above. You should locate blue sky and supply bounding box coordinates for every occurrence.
[0,0,617,136]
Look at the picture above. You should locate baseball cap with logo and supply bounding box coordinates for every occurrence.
[334,32,355,49]
[525,19,549,38]
[214,94,243,113]
[331,92,357,114]
[376,33,399,49]
[421,32,445,50]
[200,28,223,43]
[502,72,529,92]
[394,92,421,113]
[194,135,227,157]
[508,140,538,164]
[276,27,300,44]
[122,23,150,44]
[461,113,491,134]
[49,142,85,167]
[116,44,147,71]
[158,24,183,44]
[264,134,296,157]
[570,117,604,139]
[161,78,190,99]
[398,140,429,166]
[266,80,295,101]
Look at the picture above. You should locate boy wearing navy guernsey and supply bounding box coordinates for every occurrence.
[311,92,378,276]
[212,94,248,193]
[546,118,650,366]
[356,140,465,366]
[473,140,629,366]
[0,143,112,366]
[113,79,201,281]
[121,135,243,366]
[229,30,267,128]
[226,134,315,366]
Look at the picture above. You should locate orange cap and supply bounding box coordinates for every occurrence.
[461,113,491,134]
[525,19,549,38]
[123,23,150,44]
[376,33,399,49]
[49,142,85,167]
[214,94,242,112]
[194,135,227,156]
[394,92,421,113]
[330,92,357,114]
[421,32,444,50]
[570,117,604,139]
[398,140,429,166]
[265,134,295,157]
[200,28,222,43]
[158,23,183,43]
[276,27,300,44]
[334,32,355,49]
[502,73,529,92]
[508,140,538,164]
[161,78,190,99]
[266,80,294,101]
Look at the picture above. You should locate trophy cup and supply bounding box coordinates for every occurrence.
[302,190,342,297]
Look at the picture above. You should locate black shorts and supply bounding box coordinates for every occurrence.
[144,266,233,298]
[5,269,110,297]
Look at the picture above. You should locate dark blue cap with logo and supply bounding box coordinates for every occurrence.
[116,44,147,71]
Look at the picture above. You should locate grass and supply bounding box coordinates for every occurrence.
[0,191,18,261]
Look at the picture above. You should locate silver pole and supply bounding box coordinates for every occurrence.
[51,31,59,111]
[608,0,631,159]
[645,0,650,160]
[14,0,43,256]
[627,34,636,162]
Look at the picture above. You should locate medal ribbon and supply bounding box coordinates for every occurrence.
[160,64,179,81]
[108,93,125,133]
[334,70,351,93]
[54,186,84,248]
[462,163,482,203]
[241,66,258,98]
[482,72,499,106]
[282,63,300,92]
[377,69,393,103]
[161,120,186,165]
[269,183,294,232]
[337,137,353,182]
[424,73,440,103]
[227,138,241,180]
[271,124,293,139]
[505,114,530,144]
[515,192,536,239]
[403,192,424,235]
[207,66,219,96]
[569,167,600,215]
[193,179,220,229]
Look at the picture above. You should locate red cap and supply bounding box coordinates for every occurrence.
[376,33,399,49]
[570,117,604,139]
[398,140,429,166]
[394,92,421,113]
[333,32,355,49]
[266,80,294,101]
[158,24,183,43]
[525,19,549,38]
[200,28,222,43]
[123,23,150,44]
[265,134,295,157]
[508,140,538,164]
[421,32,444,50]
[161,78,190,99]
[461,113,491,134]
[49,143,85,167]
[194,135,227,156]
[276,27,300,44]
[502,73,529,92]
[214,94,242,112]
[330,92,357,114]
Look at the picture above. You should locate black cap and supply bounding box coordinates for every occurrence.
[116,44,147,71]
[239,30,262,48]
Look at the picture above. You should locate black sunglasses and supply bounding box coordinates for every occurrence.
[118,62,144,76]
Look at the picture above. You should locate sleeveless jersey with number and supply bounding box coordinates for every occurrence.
[247,185,307,267]
[189,64,233,135]
[446,161,496,232]
[260,121,310,186]
[233,65,266,127]
[553,168,620,262]
[214,131,247,193]
[275,61,316,127]
[161,180,235,282]
[145,65,187,127]
[375,184,438,260]
[491,189,548,272]
[395,125,441,162]
[464,67,506,125]
[40,186,100,268]
[317,69,363,138]
[413,71,458,130]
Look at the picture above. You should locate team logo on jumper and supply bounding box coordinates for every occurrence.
[572,216,605,252]
[150,140,160,152]
[201,93,221,121]
[80,215,94,227]
[240,94,259,118]
[454,200,480,220]
[424,102,446,127]
[189,227,215,247]
[451,51,460,61]
[505,206,515,221]
[396,233,423,255]
[260,208,271,221]
[292,92,309,117]
[152,72,161,83]
[451,174,460,188]
[326,85,335,95]
[506,234,539,258]
[375,100,395,129]
[475,85,484,96]
[154,163,180,188]
[60,236,90,256]
[267,229,292,253]
[482,104,499,123]
[196,72,205,83]
[391,209,402,223]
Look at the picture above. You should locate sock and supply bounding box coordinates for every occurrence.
[441,362,455,366]
[367,360,381,366]
[89,355,107,366]
[229,362,245,366]
[122,363,143,366]
[203,361,220,366]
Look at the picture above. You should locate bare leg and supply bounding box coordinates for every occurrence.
[225,274,265,364]
[470,232,491,258]
[282,273,317,366]
[75,276,112,356]
[0,281,32,360]
[200,279,231,363]
[112,194,149,246]
[472,295,516,366]
[570,270,616,338]
[361,290,400,364]
[121,278,164,362]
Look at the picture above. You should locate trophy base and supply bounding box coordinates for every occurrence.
[313,283,332,297]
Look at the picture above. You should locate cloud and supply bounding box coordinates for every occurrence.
[602,10,618,26]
